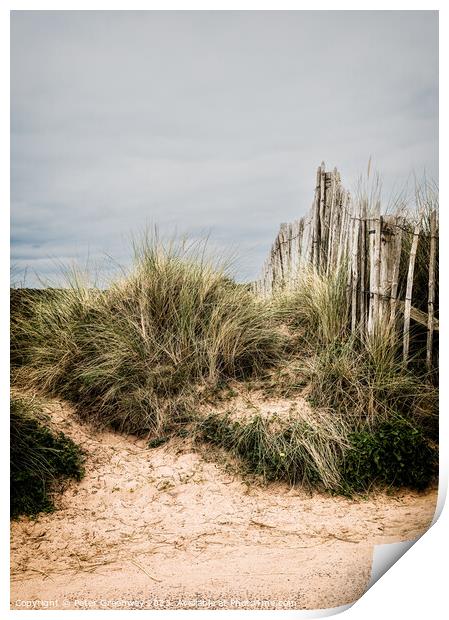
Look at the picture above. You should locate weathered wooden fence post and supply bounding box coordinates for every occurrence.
[350,208,360,333]
[403,216,422,364]
[389,216,404,326]
[426,209,437,370]
[359,199,368,332]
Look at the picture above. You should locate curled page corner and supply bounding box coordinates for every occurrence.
[309,602,353,617]
[431,479,447,526]
[366,478,445,594]
[367,539,417,591]
[273,602,353,618]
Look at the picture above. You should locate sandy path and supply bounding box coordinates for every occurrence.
[10,399,437,611]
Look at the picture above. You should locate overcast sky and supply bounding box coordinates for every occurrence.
[11,10,438,287]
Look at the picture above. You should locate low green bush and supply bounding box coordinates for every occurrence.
[10,397,85,518]
[197,410,348,490]
[197,410,436,494]
[342,417,436,492]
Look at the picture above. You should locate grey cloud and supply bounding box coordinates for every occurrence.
[11,10,438,287]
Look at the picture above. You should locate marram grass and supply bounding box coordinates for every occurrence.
[12,238,284,434]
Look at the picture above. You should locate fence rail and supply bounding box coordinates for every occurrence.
[253,163,439,367]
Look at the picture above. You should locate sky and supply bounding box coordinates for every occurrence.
[10,10,438,287]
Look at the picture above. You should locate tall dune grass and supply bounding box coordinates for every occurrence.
[274,267,437,431]
[275,265,349,345]
[12,238,283,434]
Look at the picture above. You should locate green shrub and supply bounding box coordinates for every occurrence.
[342,417,436,492]
[198,410,436,493]
[197,409,349,490]
[147,436,169,449]
[10,397,84,518]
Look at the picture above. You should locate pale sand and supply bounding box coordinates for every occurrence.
[10,399,437,610]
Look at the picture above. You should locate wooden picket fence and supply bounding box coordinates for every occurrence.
[253,162,439,368]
